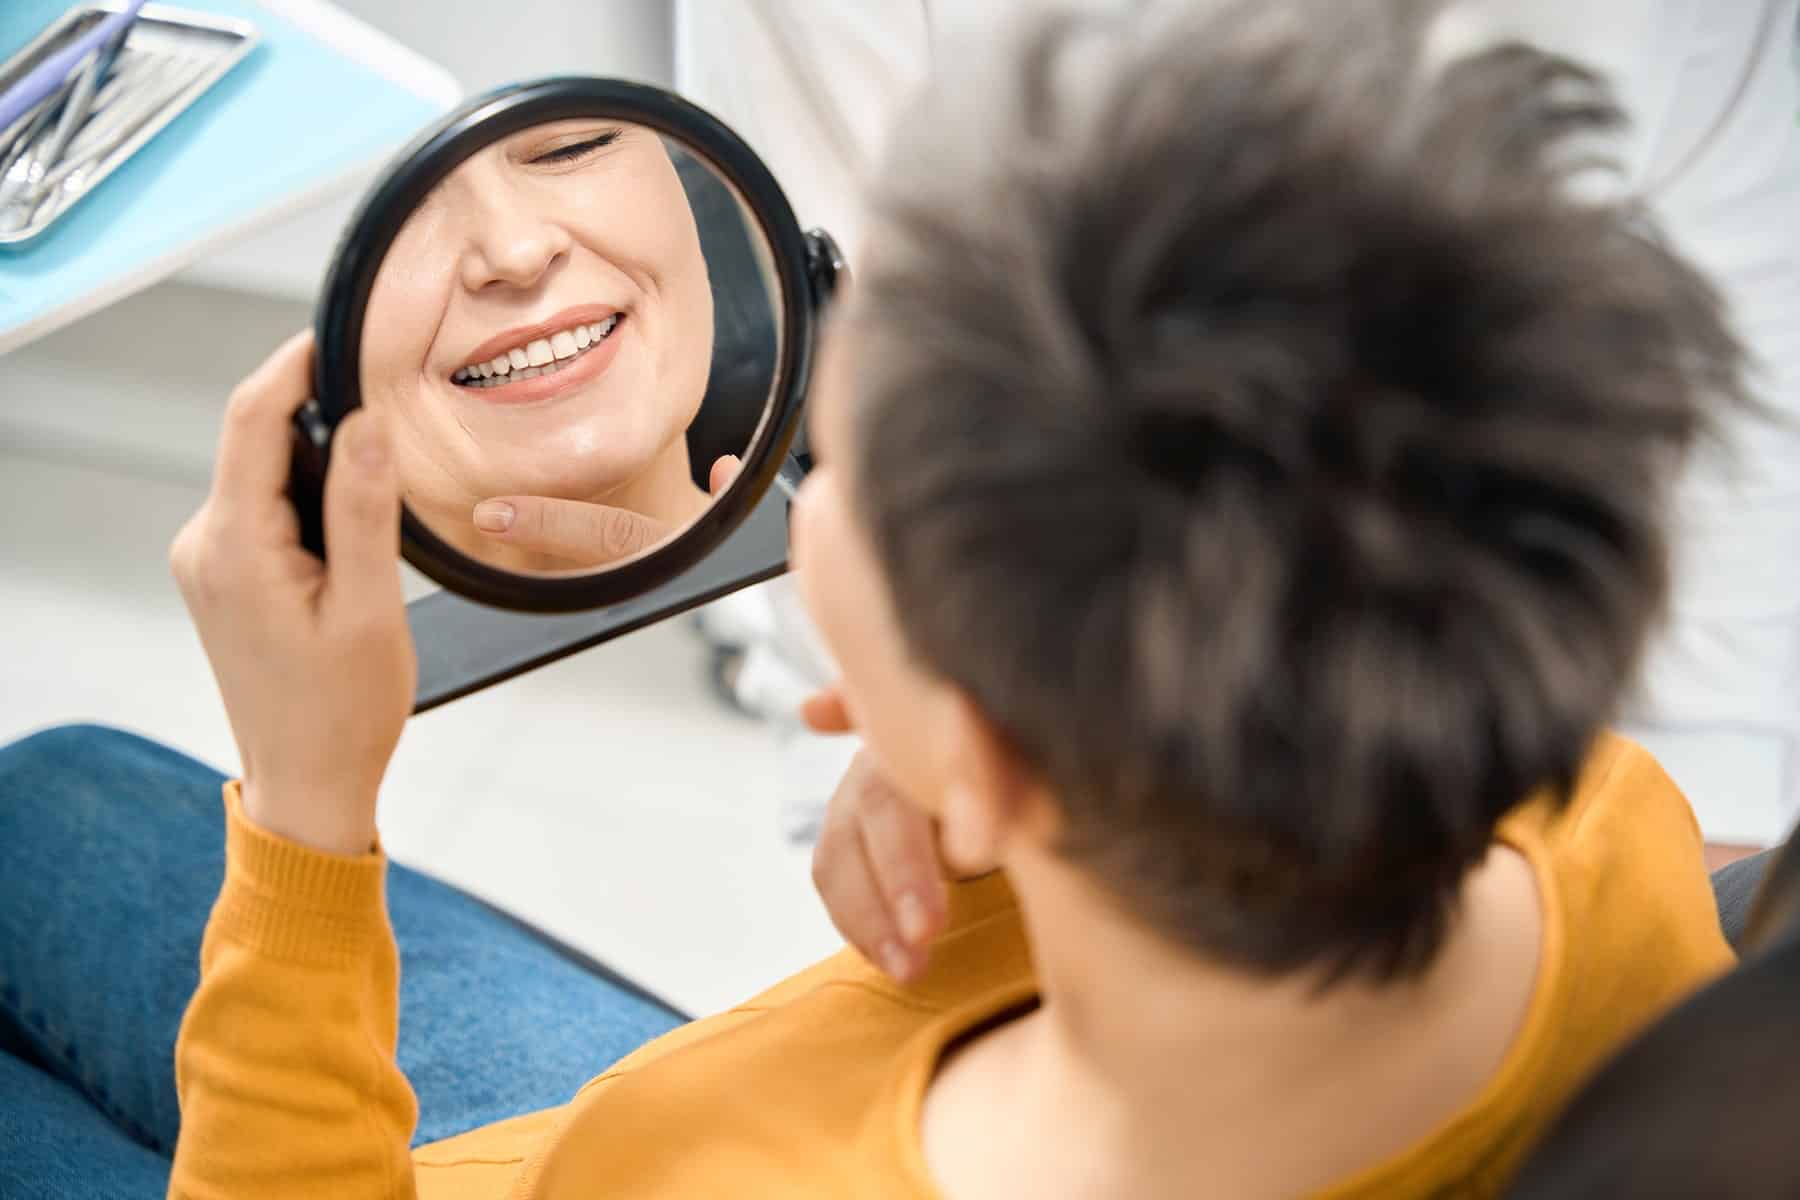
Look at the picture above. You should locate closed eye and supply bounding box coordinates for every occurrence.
[531,129,622,165]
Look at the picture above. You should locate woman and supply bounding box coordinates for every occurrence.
[361,119,722,572]
[0,5,1745,1195]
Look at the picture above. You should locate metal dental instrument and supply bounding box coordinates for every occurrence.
[11,57,104,205]
[0,1,146,210]
[2,43,157,163]
[0,87,55,162]
[20,53,165,164]
[32,56,209,200]
[0,73,77,204]
[84,47,159,117]
[0,0,148,136]
[0,4,261,247]
[0,56,195,234]
[18,12,137,205]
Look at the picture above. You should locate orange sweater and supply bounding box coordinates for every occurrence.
[167,733,1732,1198]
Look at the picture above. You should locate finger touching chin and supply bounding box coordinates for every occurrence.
[472,499,516,534]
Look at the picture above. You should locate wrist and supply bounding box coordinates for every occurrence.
[240,778,379,857]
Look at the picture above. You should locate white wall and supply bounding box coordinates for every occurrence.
[333,0,672,92]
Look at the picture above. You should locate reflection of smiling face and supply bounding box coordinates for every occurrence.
[360,122,715,533]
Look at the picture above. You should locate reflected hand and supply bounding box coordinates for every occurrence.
[170,332,415,856]
[805,688,950,983]
[471,454,740,567]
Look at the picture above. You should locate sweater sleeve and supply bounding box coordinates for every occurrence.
[167,782,419,1199]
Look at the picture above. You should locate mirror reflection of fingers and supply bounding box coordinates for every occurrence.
[709,453,742,496]
[472,494,669,566]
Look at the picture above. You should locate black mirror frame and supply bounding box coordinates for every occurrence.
[312,76,817,613]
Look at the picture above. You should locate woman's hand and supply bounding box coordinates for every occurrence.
[471,454,741,566]
[805,689,950,983]
[170,332,415,856]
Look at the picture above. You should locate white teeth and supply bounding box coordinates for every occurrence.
[456,315,623,386]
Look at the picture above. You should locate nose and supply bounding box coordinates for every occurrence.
[455,169,573,293]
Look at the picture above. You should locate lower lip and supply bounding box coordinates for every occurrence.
[453,320,625,407]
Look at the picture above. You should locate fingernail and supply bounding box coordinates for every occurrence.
[896,892,930,944]
[352,423,388,470]
[878,940,913,981]
[473,501,513,533]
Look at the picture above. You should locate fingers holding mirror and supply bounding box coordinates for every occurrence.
[355,118,781,578]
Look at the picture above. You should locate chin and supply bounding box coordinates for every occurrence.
[492,459,650,502]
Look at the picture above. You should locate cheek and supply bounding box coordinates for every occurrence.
[789,479,842,660]
[793,479,944,801]
[657,259,712,434]
[362,252,450,409]
[566,207,711,430]
[359,250,470,509]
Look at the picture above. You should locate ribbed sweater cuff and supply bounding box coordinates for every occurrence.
[213,781,390,968]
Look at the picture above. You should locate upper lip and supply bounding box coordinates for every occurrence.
[452,303,623,375]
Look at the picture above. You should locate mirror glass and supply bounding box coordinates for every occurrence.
[358,117,780,576]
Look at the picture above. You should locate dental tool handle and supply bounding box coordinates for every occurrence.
[30,12,132,188]
[0,78,68,198]
[0,0,147,133]
[289,398,330,560]
[25,48,103,195]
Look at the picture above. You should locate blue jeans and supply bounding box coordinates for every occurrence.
[0,725,688,1199]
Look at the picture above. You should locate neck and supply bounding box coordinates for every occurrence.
[422,439,710,574]
[592,437,713,528]
[926,843,1543,1200]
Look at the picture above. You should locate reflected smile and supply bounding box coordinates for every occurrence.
[453,315,623,389]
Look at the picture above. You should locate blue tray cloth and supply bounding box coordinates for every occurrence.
[0,0,451,350]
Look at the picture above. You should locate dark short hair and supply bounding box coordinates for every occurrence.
[840,0,1747,982]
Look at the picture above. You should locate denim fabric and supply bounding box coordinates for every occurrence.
[0,1051,170,1200]
[0,725,686,1198]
